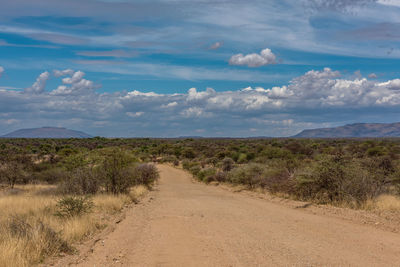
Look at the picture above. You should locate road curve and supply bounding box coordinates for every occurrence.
[68,164,400,266]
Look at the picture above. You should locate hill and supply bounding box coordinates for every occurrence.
[293,123,400,138]
[2,127,92,138]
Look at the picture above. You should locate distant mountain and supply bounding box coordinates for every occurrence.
[293,123,400,138]
[2,127,92,138]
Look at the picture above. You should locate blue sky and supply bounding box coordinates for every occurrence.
[0,0,400,137]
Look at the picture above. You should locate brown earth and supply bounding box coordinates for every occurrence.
[55,164,400,266]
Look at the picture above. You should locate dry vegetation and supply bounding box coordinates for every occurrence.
[0,141,159,266]
[0,137,399,265]
[0,184,149,267]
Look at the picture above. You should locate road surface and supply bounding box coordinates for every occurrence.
[65,164,400,266]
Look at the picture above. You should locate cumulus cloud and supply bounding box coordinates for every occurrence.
[229,48,276,67]
[25,71,51,94]
[368,73,378,79]
[187,87,215,101]
[378,79,400,90]
[0,66,4,77]
[2,67,400,137]
[51,71,95,95]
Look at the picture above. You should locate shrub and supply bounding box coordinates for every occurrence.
[222,157,234,172]
[54,196,94,218]
[33,167,67,184]
[214,171,227,182]
[196,168,217,183]
[0,162,26,188]
[100,149,136,194]
[296,156,391,206]
[57,168,100,195]
[134,163,159,188]
[189,165,201,176]
[228,164,266,188]
[261,168,295,194]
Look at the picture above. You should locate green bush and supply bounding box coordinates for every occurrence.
[54,196,94,218]
[196,168,217,183]
[296,156,391,205]
[100,149,137,194]
[228,164,266,188]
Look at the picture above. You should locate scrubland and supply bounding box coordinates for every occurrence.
[0,142,158,266]
[0,137,399,265]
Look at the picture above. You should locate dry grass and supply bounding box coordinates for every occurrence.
[372,194,400,211]
[0,184,148,267]
[362,194,400,212]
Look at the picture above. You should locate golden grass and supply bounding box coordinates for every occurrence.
[363,194,400,212]
[0,184,148,267]
[374,194,400,211]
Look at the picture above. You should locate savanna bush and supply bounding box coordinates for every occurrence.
[227,164,266,188]
[295,156,393,206]
[100,149,137,194]
[196,168,217,183]
[57,167,100,195]
[134,163,159,188]
[54,196,94,218]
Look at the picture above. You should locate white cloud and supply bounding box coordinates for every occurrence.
[2,67,400,137]
[51,71,95,95]
[161,101,178,108]
[378,79,400,90]
[187,87,215,101]
[25,71,50,94]
[181,107,205,118]
[126,111,144,117]
[0,66,4,77]
[377,0,400,7]
[229,48,277,67]
[368,73,378,79]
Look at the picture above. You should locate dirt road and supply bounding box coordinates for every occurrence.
[66,165,400,266]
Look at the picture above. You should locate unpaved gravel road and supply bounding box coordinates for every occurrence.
[65,164,400,266]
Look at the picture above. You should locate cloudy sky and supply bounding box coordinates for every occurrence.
[0,0,400,137]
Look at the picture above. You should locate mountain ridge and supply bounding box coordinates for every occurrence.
[1,127,92,138]
[293,122,400,138]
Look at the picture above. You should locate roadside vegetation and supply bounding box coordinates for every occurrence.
[1,137,400,265]
[0,142,158,267]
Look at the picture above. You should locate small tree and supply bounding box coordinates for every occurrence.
[0,162,24,188]
[101,149,136,194]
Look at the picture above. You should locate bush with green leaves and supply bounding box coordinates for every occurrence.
[196,168,217,183]
[296,156,394,206]
[228,164,266,188]
[54,196,94,218]
[100,149,137,194]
